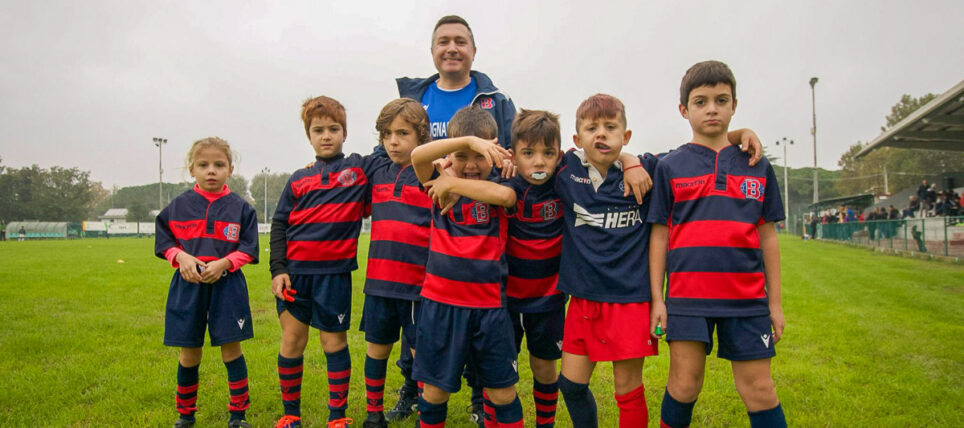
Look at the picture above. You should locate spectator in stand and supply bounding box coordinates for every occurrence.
[935,194,950,216]
[888,205,899,220]
[906,195,920,218]
[926,184,938,208]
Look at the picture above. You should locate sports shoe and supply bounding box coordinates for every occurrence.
[326,417,353,428]
[173,418,195,428]
[467,401,485,428]
[275,415,302,428]
[385,386,418,421]
[362,412,388,428]
[227,419,251,428]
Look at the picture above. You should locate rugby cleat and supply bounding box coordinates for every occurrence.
[274,415,301,428]
[326,417,353,428]
[362,412,388,428]
[385,386,418,421]
[173,418,195,428]
[227,419,251,428]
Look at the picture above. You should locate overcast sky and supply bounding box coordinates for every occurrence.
[1,1,962,188]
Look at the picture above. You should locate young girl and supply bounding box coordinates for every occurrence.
[155,137,259,428]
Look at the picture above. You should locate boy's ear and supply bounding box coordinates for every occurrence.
[678,103,689,119]
[623,129,632,146]
[572,134,583,149]
[229,165,234,176]
[732,98,738,114]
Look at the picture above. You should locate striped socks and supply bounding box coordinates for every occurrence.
[224,355,250,421]
[325,347,351,421]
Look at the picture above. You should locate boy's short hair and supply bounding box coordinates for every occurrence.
[432,15,474,47]
[376,98,431,145]
[301,95,347,137]
[680,60,737,106]
[575,93,627,129]
[511,109,561,149]
[448,105,497,140]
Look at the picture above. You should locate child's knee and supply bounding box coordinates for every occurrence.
[179,347,203,366]
[281,329,309,353]
[367,342,392,360]
[319,331,348,353]
[421,384,449,404]
[558,373,590,398]
[529,357,558,384]
[485,385,517,405]
[219,342,242,361]
[667,374,703,402]
[735,375,777,404]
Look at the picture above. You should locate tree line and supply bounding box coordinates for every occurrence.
[0,160,290,224]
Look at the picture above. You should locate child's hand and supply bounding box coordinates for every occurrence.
[175,252,205,284]
[623,165,652,204]
[500,158,517,180]
[426,174,458,209]
[272,273,296,302]
[650,300,667,338]
[769,305,785,344]
[200,258,231,283]
[305,160,316,169]
[467,137,509,168]
[740,130,763,166]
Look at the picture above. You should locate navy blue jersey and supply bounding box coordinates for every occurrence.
[505,175,565,312]
[421,79,477,140]
[422,194,510,309]
[363,163,433,300]
[272,153,386,275]
[647,143,784,317]
[554,151,659,303]
[155,186,259,264]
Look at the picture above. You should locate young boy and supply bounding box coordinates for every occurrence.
[554,94,662,428]
[358,98,433,428]
[270,95,389,428]
[410,106,524,428]
[648,60,787,428]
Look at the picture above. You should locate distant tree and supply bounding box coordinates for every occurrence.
[0,164,99,221]
[127,201,148,222]
[837,93,964,196]
[249,172,292,222]
[226,175,251,201]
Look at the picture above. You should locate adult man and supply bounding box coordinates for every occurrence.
[397,15,516,148]
[387,15,517,427]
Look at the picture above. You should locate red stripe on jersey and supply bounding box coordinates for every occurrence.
[430,228,502,261]
[506,235,561,260]
[669,220,760,249]
[421,273,501,308]
[290,167,368,198]
[366,258,425,286]
[289,202,364,225]
[370,219,430,247]
[169,220,206,240]
[287,239,357,261]
[670,174,714,202]
[668,271,766,299]
[371,183,433,208]
[506,274,560,299]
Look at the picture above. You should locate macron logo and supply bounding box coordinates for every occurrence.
[237,318,245,330]
[761,333,771,348]
[573,203,643,229]
[569,174,591,185]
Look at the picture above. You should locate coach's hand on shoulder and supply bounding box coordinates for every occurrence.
[200,258,231,283]
[272,273,296,302]
[175,252,205,284]
[769,305,785,344]
[650,300,667,338]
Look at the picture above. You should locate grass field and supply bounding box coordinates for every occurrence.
[0,235,962,427]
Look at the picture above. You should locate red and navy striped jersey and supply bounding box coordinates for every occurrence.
[422,194,510,309]
[647,143,784,317]
[155,186,259,264]
[554,150,659,303]
[505,175,565,312]
[272,153,386,275]
[363,163,433,300]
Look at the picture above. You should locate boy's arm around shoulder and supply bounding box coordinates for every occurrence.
[428,174,516,209]
[758,222,784,344]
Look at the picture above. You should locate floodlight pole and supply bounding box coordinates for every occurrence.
[809,77,819,204]
[262,167,270,222]
[153,137,167,211]
[776,137,794,223]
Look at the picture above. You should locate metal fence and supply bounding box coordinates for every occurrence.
[814,216,964,257]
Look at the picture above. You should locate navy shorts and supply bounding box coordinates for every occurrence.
[359,295,420,346]
[276,273,351,332]
[164,271,253,347]
[413,300,519,393]
[666,314,776,361]
[510,308,565,361]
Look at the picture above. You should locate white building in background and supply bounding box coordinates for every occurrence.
[98,208,128,223]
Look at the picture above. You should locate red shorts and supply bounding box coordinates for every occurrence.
[562,297,658,362]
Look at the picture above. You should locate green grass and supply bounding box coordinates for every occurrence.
[0,235,961,427]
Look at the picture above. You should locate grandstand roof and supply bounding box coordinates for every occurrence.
[808,193,875,212]
[856,80,964,158]
[99,208,128,220]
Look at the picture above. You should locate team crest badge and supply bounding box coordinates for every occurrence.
[337,169,358,186]
[740,178,763,200]
[480,97,494,109]
[541,201,560,220]
[223,223,240,242]
[471,202,490,223]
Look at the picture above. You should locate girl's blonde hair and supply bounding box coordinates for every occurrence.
[185,137,236,171]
